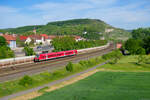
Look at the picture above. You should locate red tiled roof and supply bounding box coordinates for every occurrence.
[40,34,48,37]
[2,35,16,41]
[2,34,16,44]
[40,34,48,39]
[20,36,28,40]
[29,35,42,40]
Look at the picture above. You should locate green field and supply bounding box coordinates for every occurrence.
[32,71,150,100]
[32,56,150,100]
[99,55,150,72]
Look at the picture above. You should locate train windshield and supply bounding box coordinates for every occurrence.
[36,54,39,58]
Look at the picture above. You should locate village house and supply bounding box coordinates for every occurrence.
[2,34,17,48]
[19,35,31,44]
[19,34,85,46]
[74,35,85,41]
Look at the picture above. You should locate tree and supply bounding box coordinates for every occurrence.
[125,39,142,54]
[143,36,150,54]
[19,75,33,87]
[0,36,14,59]
[136,48,146,55]
[132,28,150,39]
[109,50,123,64]
[66,62,73,72]
[23,46,35,56]
[0,36,7,46]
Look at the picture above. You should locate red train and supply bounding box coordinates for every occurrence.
[34,50,78,62]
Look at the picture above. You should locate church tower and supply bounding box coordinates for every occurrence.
[33,27,36,34]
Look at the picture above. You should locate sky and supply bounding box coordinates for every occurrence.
[0,0,150,29]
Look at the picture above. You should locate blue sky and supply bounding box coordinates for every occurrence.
[0,0,150,29]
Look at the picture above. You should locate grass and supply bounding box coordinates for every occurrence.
[99,55,150,72]
[32,71,150,100]
[38,87,49,93]
[32,55,150,100]
[0,56,105,98]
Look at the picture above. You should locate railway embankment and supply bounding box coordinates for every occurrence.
[0,50,118,100]
[0,43,111,68]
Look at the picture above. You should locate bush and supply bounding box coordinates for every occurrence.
[23,46,35,56]
[18,75,33,87]
[102,50,123,60]
[73,64,83,71]
[102,50,123,64]
[79,60,88,67]
[66,62,74,72]
[0,46,14,59]
[136,48,146,55]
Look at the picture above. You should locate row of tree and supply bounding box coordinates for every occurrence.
[123,28,150,55]
[52,36,107,52]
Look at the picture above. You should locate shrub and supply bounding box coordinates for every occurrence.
[18,75,33,87]
[23,46,35,56]
[102,50,123,60]
[79,60,88,67]
[73,64,83,71]
[145,56,150,64]
[102,50,123,64]
[136,48,146,55]
[137,55,146,64]
[66,62,74,72]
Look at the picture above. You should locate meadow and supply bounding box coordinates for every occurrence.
[32,56,150,100]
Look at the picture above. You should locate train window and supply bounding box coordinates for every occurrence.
[48,54,56,57]
[66,52,72,54]
[42,51,48,54]
[48,55,52,57]
[41,55,46,58]
[57,53,62,56]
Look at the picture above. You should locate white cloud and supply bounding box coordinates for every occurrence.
[30,1,150,29]
[0,0,150,29]
[0,6,44,29]
[0,6,18,13]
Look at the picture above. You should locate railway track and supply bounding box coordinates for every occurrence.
[0,43,115,82]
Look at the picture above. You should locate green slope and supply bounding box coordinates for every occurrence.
[2,19,131,40]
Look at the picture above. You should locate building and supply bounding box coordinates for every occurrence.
[19,35,32,44]
[2,34,16,48]
[116,43,122,49]
[74,35,85,41]
[105,28,114,33]
[28,35,44,45]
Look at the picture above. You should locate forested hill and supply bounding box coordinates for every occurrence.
[1,19,131,40]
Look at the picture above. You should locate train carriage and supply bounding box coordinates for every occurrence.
[34,50,77,62]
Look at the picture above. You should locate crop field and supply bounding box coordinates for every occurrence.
[32,56,150,100]
[32,71,150,100]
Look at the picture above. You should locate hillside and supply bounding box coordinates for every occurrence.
[2,19,131,41]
